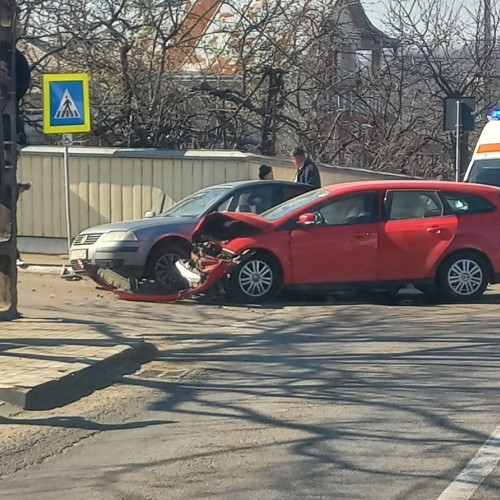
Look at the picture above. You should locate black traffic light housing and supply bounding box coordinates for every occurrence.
[15,49,30,101]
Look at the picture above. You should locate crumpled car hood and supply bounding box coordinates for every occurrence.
[192,212,273,243]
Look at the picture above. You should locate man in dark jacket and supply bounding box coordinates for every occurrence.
[291,146,321,189]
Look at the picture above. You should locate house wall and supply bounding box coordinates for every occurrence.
[334,8,360,78]
[16,147,412,252]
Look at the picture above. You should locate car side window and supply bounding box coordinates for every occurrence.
[386,190,443,220]
[216,185,274,214]
[281,185,311,204]
[441,192,496,215]
[216,196,232,212]
[313,192,378,226]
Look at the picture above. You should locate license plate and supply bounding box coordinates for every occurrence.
[70,249,87,260]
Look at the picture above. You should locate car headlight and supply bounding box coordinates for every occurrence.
[99,231,138,242]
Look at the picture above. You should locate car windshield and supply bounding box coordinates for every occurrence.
[262,189,329,221]
[467,159,500,187]
[161,187,231,218]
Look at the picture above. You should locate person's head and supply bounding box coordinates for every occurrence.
[259,164,273,180]
[291,146,306,169]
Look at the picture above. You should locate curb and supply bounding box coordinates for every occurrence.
[19,265,63,275]
[0,339,157,411]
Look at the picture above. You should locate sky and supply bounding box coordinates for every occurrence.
[361,0,386,30]
[361,0,488,31]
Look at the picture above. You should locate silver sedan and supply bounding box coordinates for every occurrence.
[69,180,312,287]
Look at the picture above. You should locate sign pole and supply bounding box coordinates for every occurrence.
[455,99,461,182]
[42,73,90,277]
[443,97,475,181]
[62,134,73,253]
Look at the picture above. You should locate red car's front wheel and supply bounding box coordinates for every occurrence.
[227,252,283,303]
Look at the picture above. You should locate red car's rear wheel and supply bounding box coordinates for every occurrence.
[437,251,489,301]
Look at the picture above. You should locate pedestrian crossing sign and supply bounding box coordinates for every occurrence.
[43,73,91,134]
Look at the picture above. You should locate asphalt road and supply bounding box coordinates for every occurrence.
[1,274,500,499]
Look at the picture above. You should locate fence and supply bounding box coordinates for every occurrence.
[16,146,412,250]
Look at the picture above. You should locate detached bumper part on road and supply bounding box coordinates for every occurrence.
[115,257,231,302]
[175,260,203,288]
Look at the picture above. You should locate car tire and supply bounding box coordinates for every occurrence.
[436,251,489,302]
[145,242,190,289]
[227,252,283,303]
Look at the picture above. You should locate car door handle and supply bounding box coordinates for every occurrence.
[426,226,442,234]
[354,231,371,238]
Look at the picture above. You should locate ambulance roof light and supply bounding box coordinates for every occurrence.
[489,109,500,120]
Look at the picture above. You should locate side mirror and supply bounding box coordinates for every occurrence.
[144,211,156,218]
[296,212,316,226]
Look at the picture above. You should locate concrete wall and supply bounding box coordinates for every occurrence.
[16,147,413,253]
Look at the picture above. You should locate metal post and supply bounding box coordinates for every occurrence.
[63,134,73,253]
[484,0,492,107]
[455,99,461,182]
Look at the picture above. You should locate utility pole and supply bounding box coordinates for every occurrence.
[0,0,18,320]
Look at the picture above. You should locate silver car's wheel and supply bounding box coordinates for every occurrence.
[437,252,489,301]
[154,252,183,285]
[145,242,190,289]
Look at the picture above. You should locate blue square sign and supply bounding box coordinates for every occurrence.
[43,73,91,134]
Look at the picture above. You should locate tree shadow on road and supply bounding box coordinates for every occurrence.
[0,415,173,431]
[116,305,500,497]
[9,278,500,498]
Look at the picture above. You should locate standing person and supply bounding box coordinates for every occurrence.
[16,182,31,268]
[259,164,274,180]
[291,146,321,189]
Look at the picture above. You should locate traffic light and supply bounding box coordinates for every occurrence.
[15,49,30,101]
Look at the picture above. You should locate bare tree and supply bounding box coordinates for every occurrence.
[17,0,500,179]
[18,0,373,153]
[349,0,500,178]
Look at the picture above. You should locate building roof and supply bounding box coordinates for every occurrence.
[166,0,397,75]
[19,1,397,77]
[344,0,398,49]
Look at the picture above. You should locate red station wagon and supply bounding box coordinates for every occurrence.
[180,180,500,303]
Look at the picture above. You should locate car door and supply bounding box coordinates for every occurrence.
[289,191,379,285]
[378,189,458,281]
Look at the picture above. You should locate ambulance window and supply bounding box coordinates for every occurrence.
[466,159,500,187]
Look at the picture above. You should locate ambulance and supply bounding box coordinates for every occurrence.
[464,110,500,186]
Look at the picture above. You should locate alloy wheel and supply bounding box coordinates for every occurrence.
[154,253,182,285]
[238,259,274,297]
[447,258,484,296]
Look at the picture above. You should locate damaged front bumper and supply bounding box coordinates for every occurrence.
[174,250,234,287]
[79,252,233,303]
[78,210,264,303]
